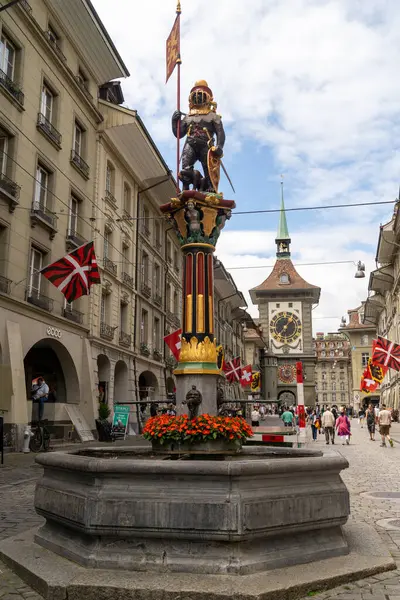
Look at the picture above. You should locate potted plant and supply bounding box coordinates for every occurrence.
[95,402,112,442]
[143,414,253,454]
[165,356,177,371]
[140,342,150,357]
[153,348,162,361]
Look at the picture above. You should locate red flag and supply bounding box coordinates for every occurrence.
[360,363,378,393]
[372,336,400,371]
[368,358,387,383]
[223,357,242,383]
[164,328,182,361]
[166,13,180,83]
[41,242,100,303]
[240,364,252,387]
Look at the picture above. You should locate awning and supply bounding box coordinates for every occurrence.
[376,221,396,265]
[364,294,385,326]
[368,265,394,294]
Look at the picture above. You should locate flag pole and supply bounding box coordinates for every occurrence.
[176,1,182,192]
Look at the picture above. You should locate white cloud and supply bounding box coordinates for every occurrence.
[92,0,400,332]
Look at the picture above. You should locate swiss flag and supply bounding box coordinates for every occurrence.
[360,363,378,393]
[164,329,182,361]
[240,364,252,388]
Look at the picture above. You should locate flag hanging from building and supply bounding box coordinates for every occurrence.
[360,363,378,394]
[368,358,387,384]
[41,241,100,303]
[166,11,180,83]
[223,357,242,383]
[164,328,182,361]
[240,364,252,388]
[372,336,400,371]
[251,371,261,393]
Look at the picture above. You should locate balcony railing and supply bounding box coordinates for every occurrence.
[153,292,163,307]
[70,150,89,179]
[100,322,114,341]
[166,310,181,328]
[105,190,117,207]
[63,306,83,324]
[30,202,58,238]
[37,113,62,148]
[0,275,11,295]
[122,271,134,288]
[119,331,131,348]
[66,229,87,249]
[44,31,67,62]
[141,282,151,298]
[104,257,117,276]
[26,290,53,312]
[0,173,20,212]
[0,68,24,106]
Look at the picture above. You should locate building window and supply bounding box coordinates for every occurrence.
[173,289,179,314]
[323,393,327,403]
[332,382,336,391]
[341,393,345,403]
[123,183,131,215]
[28,247,44,296]
[340,382,345,391]
[154,263,161,290]
[0,33,16,80]
[153,317,160,350]
[329,350,335,357]
[77,67,89,90]
[41,85,53,122]
[362,353,369,367]
[322,382,327,391]
[340,372,345,380]
[140,309,148,344]
[166,282,171,311]
[73,121,83,156]
[121,243,129,274]
[100,293,108,323]
[322,371,326,380]
[141,251,149,283]
[103,230,110,259]
[332,393,336,402]
[276,303,280,308]
[120,302,127,332]
[34,164,50,210]
[105,162,114,194]
[321,351,326,357]
[361,334,369,346]
[167,240,172,264]
[155,221,161,249]
[280,273,289,284]
[331,372,336,380]
[68,194,78,235]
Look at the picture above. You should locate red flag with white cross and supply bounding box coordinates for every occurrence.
[164,329,182,361]
[223,357,242,383]
[240,364,252,388]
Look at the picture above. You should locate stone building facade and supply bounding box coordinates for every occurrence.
[0,0,128,448]
[314,332,352,408]
[249,195,321,407]
[364,201,400,410]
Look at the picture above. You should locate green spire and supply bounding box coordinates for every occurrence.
[275,180,291,258]
[277,181,290,240]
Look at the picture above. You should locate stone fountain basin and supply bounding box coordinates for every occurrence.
[33,446,350,575]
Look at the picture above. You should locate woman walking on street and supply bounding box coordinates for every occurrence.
[309,410,318,442]
[366,403,376,441]
[336,408,351,445]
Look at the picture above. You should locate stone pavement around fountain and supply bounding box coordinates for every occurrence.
[1,421,400,599]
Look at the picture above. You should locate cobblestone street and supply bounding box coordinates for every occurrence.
[1,422,400,599]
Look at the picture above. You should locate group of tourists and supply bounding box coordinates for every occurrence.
[362,404,394,447]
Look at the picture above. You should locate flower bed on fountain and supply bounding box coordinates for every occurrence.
[143,414,253,453]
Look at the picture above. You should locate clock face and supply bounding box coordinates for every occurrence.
[270,311,302,344]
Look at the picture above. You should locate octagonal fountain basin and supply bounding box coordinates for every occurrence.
[34,446,350,575]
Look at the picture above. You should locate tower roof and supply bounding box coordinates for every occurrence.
[276,183,290,241]
[249,258,321,303]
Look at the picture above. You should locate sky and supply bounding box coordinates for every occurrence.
[93,0,400,334]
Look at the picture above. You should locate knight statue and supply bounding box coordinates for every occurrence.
[172,80,225,193]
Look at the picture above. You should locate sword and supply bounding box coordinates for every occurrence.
[203,128,236,194]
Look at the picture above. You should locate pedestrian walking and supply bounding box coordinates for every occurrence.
[251,406,260,427]
[365,403,376,441]
[309,410,318,441]
[358,407,365,428]
[322,407,336,444]
[336,409,351,445]
[281,407,294,428]
[378,404,394,447]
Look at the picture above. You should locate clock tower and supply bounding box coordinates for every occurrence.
[249,188,321,406]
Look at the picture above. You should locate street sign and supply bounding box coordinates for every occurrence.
[112,405,130,439]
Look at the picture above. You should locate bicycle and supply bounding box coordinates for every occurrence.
[29,420,51,452]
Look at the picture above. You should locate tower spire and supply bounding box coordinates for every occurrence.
[275,178,291,258]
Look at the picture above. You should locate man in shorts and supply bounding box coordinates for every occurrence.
[378,404,394,447]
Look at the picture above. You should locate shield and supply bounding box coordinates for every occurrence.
[207,148,221,193]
